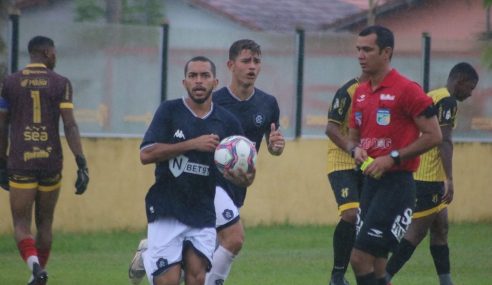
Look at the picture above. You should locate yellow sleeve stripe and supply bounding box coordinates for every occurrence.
[338,202,359,215]
[60,102,74,109]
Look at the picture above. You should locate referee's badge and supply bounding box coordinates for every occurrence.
[376,108,390,126]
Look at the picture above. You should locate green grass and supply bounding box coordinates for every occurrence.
[0,223,490,284]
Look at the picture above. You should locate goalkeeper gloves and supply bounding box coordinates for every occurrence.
[75,154,89,195]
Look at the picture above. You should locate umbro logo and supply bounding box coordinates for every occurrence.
[368,228,383,238]
[356,94,366,102]
[174,129,185,139]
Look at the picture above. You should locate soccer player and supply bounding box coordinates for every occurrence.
[128,39,285,285]
[139,56,252,285]
[205,39,285,285]
[385,62,479,285]
[343,25,442,285]
[325,73,368,285]
[0,36,89,285]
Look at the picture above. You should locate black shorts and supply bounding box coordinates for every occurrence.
[354,171,416,257]
[413,181,444,219]
[9,169,62,192]
[328,169,363,214]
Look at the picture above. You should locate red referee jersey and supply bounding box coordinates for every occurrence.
[349,69,432,172]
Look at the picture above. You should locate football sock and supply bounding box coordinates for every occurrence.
[204,245,235,285]
[332,219,356,276]
[356,272,377,285]
[38,247,51,268]
[17,238,38,263]
[386,238,416,276]
[430,244,453,285]
[376,277,388,285]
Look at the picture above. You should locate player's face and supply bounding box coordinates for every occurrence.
[228,49,261,86]
[356,34,391,75]
[183,61,218,104]
[454,78,478,102]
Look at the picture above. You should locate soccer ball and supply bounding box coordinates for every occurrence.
[214,135,257,174]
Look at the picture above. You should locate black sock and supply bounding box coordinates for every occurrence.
[356,272,377,285]
[332,219,356,275]
[376,277,388,285]
[386,238,416,276]
[430,244,451,275]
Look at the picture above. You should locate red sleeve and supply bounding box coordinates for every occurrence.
[400,82,432,117]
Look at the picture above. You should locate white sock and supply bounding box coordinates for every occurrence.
[205,246,235,285]
[27,255,40,282]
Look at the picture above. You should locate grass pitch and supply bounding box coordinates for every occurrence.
[0,223,490,284]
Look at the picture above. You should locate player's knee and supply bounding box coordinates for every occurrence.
[219,229,244,254]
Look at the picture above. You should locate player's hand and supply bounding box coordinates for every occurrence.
[75,155,89,195]
[193,134,220,152]
[442,179,454,204]
[224,168,255,188]
[268,123,285,155]
[362,155,393,178]
[0,158,9,191]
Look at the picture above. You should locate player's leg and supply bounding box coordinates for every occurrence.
[328,170,362,285]
[34,174,61,269]
[385,180,443,283]
[205,186,241,285]
[129,238,148,285]
[183,227,215,285]
[144,218,186,285]
[429,207,454,285]
[9,174,48,285]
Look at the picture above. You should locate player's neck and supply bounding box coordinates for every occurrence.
[184,98,212,118]
[229,82,255,101]
[369,67,391,91]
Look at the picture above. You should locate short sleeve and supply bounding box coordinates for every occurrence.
[400,82,433,117]
[141,102,171,149]
[436,97,458,127]
[328,86,352,124]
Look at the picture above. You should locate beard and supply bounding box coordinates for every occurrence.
[187,87,212,104]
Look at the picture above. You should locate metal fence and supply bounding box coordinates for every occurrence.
[6,18,492,141]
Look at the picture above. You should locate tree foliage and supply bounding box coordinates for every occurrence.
[75,0,164,25]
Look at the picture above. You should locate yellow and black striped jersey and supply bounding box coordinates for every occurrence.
[414,87,457,182]
[327,78,359,174]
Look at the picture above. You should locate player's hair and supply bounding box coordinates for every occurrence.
[449,62,479,82]
[28,36,54,55]
[359,25,394,53]
[229,39,261,60]
[184,56,216,77]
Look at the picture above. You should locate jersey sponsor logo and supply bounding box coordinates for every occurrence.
[22,69,47,75]
[360,137,392,150]
[254,113,265,127]
[222,209,234,220]
[391,208,413,242]
[356,94,366,103]
[380,93,395,101]
[368,228,383,238]
[169,155,209,177]
[24,126,48,142]
[20,78,48,88]
[355,112,362,126]
[173,129,185,140]
[376,109,390,126]
[23,147,52,162]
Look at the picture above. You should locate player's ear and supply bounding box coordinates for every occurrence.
[227,60,234,70]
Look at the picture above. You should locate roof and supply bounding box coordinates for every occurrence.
[188,0,414,32]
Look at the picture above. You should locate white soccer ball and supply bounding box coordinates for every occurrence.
[214,135,257,175]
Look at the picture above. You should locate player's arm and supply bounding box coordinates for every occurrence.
[140,134,220,165]
[0,108,9,161]
[436,97,457,203]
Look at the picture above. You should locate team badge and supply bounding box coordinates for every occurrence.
[376,109,390,126]
[156,258,168,269]
[222,209,234,220]
[254,113,264,127]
